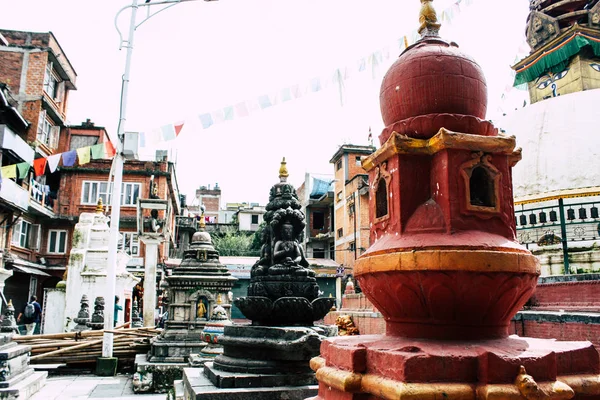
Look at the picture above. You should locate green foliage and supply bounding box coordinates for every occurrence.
[250,222,267,251]
[213,227,258,257]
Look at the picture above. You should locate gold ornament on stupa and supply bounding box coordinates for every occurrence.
[96,198,104,214]
[279,157,289,182]
[418,0,441,37]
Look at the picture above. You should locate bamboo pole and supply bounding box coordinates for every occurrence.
[30,339,104,361]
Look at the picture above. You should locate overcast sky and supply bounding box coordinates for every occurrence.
[3,0,529,206]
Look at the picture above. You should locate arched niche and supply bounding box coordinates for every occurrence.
[373,162,392,223]
[460,152,501,214]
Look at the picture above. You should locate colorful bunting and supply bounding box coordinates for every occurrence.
[1,165,16,179]
[16,162,30,179]
[47,154,61,173]
[33,158,47,177]
[105,141,116,158]
[62,151,77,167]
[174,123,184,137]
[258,95,272,109]
[160,124,177,142]
[199,113,213,129]
[91,143,106,159]
[235,102,249,118]
[76,146,91,165]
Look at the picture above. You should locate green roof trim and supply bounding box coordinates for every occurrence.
[514,33,600,86]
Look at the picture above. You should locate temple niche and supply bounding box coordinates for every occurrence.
[133,228,236,393]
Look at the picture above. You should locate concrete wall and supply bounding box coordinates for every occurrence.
[42,288,65,333]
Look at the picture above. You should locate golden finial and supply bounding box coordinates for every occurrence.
[96,198,104,214]
[419,0,441,38]
[217,293,223,304]
[279,157,289,182]
[7,299,13,308]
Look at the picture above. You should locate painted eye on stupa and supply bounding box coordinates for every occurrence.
[536,78,552,90]
[590,63,600,72]
[552,68,569,81]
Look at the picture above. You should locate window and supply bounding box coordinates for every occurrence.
[119,232,139,256]
[312,211,324,230]
[11,219,31,248]
[43,63,57,98]
[251,214,259,224]
[349,242,356,252]
[337,228,343,238]
[81,181,141,206]
[313,247,325,259]
[337,191,343,202]
[355,156,362,166]
[348,203,355,216]
[336,160,342,171]
[47,230,67,254]
[37,111,51,145]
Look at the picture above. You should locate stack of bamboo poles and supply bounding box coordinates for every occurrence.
[13,323,160,365]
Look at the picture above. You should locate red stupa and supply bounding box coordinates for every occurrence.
[309,1,600,399]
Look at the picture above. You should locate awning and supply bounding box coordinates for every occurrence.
[12,265,50,277]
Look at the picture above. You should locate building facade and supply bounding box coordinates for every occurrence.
[195,184,221,223]
[297,172,335,260]
[329,144,375,272]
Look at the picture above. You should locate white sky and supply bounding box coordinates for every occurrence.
[3,0,529,206]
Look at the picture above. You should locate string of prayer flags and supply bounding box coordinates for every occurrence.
[62,150,77,167]
[16,162,30,179]
[76,146,91,165]
[33,158,47,177]
[1,165,16,179]
[105,141,116,158]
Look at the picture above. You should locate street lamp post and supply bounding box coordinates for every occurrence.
[102,0,217,360]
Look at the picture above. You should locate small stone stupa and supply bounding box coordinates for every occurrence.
[134,227,237,393]
[310,2,600,399]
[179,159,336,400]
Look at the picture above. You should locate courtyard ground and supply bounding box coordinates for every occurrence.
[30,374,166,400]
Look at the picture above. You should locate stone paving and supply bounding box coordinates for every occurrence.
[29,374,166,400]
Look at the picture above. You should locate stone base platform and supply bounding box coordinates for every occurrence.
[308,334,600,399]
[179,367,318,400]
[134,353,188,394]
[0,339,47,399]
[0,370,47,400]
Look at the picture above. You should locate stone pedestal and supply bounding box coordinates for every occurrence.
[0,334,46,399]
[309,335,600,399]
[141,237,160,328]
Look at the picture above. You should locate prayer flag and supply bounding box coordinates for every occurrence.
[358,58,366,72]
[212,109,225,124]
[223,106,234,121]
[199,113,213,129]
[310,77,321,92]
[33,158,47,177]
[235,102,249,118]
[77,147,91,165]
[16,162,30,179]
[62,151,77,167]
[105,141,116,158]
[47,154,61,173]
[91,143,106,159]
[140,132,146,148]
[280,88,292,102]
[0,165,16,179]
[161,124,176,141]
[174,122,184,136]
[258,95,272,109]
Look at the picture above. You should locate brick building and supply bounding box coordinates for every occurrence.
[329,144,375,272]
[0,29,181,329]
[194,184,221,223]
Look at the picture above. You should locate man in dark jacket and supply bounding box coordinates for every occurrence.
[17,296,42,335]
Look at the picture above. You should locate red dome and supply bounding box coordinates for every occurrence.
[380,38,488,133]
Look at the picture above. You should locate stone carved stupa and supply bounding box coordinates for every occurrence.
[180,160,336,400]
[310,1,600,399]
[134,227,237,393]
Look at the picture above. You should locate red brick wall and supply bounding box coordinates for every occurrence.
[325,293,386,335]
[0,51,24,91]
[531,281,600,312]
[511,318,600,348]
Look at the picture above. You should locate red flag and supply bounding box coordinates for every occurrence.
[174,122,184,137]
[104,141,116,158]
[33,158,47,177]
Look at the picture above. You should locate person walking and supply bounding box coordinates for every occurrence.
[114,295,123,327]
[17,296,42,335]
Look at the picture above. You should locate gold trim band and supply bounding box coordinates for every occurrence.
[311,357,595,400]
[354,249,540,276]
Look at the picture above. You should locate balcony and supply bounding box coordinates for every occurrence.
[176,216,198,231]
[0,125,34,165]
[0,178,29,212]
[28,179,56,218]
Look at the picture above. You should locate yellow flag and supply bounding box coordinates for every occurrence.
[1,165,17,179]
[76,146,91,165]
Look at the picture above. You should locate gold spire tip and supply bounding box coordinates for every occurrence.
[96,198,104,214]
[279,157,289,179]
[419,0,441,37]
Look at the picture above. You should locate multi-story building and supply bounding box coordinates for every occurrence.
[297,173,335,259]
[195,184,221,223]
[330,144,375,272]
[237,204,265,232]
[0,29,182,327]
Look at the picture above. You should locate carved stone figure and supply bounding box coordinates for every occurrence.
[131,299,142,328]
[335,315,359,336]
[87,296,105,330]
[132,371,153,393]
[0,300,18,334]
[72,294,91,332]
[236,159,334,326]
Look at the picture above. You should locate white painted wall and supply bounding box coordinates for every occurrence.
[42,288,65,333]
